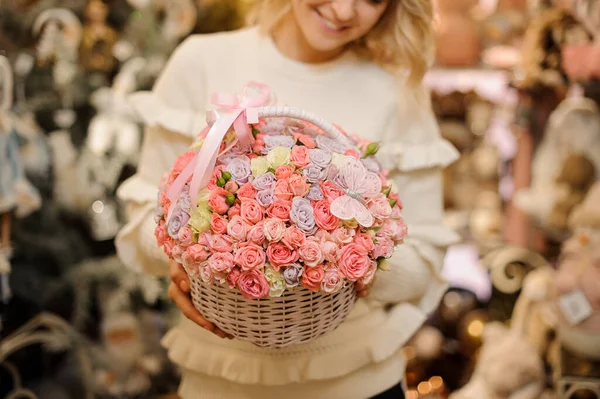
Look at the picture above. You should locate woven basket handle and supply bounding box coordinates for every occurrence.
[256,106,351,145]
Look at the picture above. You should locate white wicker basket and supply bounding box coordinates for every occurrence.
[188,106,358,348]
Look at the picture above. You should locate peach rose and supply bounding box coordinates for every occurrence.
[321,268,344,293]
[275,165,295,180]
[320,181,343,201]
[353,233,374,254]
[237,269,270,300]
[197,232,212,248]
[247,221,266,245]
[274,180,293,201]
[263,218,286,242]
[199,262,214,284]
[238,183,258,199]
[171,245,184,263]
[302,264,325,292]
[288,175,310,197]
[228,203,241,218]
[155,221,169,246]
[162,239,176,258]
[373,238,394,259]
[293,133,316,148]
[210,234,234,253]
[240,199,264,225]
[320,240,340,263]
[209,190,229,215]
[368,193,392,219]
[338,244,370,282]
[177,226,194,247]
[210,214,228,235]
[298,238,324,267]
[266,242,299,271]
[227,215,248,241]
[227,267,242,289]
[331,227,355,245]
[267,200,292,221]
[359,260,378,286]
[225,181,239,193]
[234,242,266,271]
[209,252,235,277]
[186,244,210,265]
[282,226,306,249]
[313,199,340,231]
[291,146,311,168]
[344,149,361,159]
[172,151,195,176]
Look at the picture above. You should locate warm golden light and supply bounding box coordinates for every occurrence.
[430,376,444,390]
[468,319,485,337]
[406,390,419,399]
[418,382,432,395]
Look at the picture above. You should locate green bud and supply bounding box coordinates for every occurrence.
[226,194,236,206]
[222,171,232,181]
[216,177,226,187]
[389,199,397,208]
[364,142,380,157]
[381,186,392,197]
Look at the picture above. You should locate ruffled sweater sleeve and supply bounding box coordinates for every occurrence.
[368,89,461,316]
[115,37,208,277]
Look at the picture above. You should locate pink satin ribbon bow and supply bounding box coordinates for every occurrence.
[167,82,271,208]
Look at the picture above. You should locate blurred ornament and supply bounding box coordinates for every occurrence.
[435,0,481,67]
[79,0,119,74]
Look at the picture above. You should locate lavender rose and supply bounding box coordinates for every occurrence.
[303,163,325,183]
[316,136,348,154]
[256,189,276,207]
[226,155,252,184]
[230,140,252,155]
[309,148,332,168]
[167,209,190,239]
[306,184,324,201]
[263,135,295,153]
[290,197,317,234]
[283,264,303,288]
[177,191,192,213]
[252,172,277,191]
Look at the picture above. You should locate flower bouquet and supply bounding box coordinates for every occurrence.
[155,83,407,348]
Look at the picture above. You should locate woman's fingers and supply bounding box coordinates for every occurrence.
[169,260,190,293]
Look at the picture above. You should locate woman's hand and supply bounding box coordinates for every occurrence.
[355,281,371,298]
[168,260,232,339]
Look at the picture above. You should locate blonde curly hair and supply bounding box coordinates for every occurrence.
[247,0,435,89]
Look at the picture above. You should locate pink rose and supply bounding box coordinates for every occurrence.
[240,199,264,225]
[237,183,258,199]
[290,146,311,168]
[155,221,169,246]
[177,226,194,247]
[209,252,235,278]
[225,181,239,193]
[313,200,340,231]
[227,215,248,241]
[267,200,292,221]
[209,188,230,215]
[320,181,343,201]
[210,234,234,253]
[344,149,361,159]
[199,262,214,284]
[274,180,293,201]
[288,175,310,197]
[172,151,195,176]
[237,269,270,299]
[247,221,266,245]
[331,227,355,245]
[320,240,340,263]
[302,264,325,292]
[171,245,184,263]
[227,267,242,289]
[228,203,241,218]
[338,244,371,282]
[263,218,286,242]
[267,242,299,270]
[298,238,324,267]
[293,133,316,148]
[253,138,265,154]
[210,214,228,235]
[234,242,266,271]
[373,239,394,259]
[368,194,392,219]
[275,165,295,180]
[163,239,176,258]
[391,206,402,219]
[197,232,212,248]
[186,244,210,264]
[282,226,306,249]
[321,268,344,293]
[359,260,378,286]
[378,219,408,243]
[353,233,374,254]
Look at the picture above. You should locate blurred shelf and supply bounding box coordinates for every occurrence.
[425,68,513,104]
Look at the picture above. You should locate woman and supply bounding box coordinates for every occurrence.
[116,1,460,398]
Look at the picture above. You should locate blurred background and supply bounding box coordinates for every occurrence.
[1,0,600,398]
